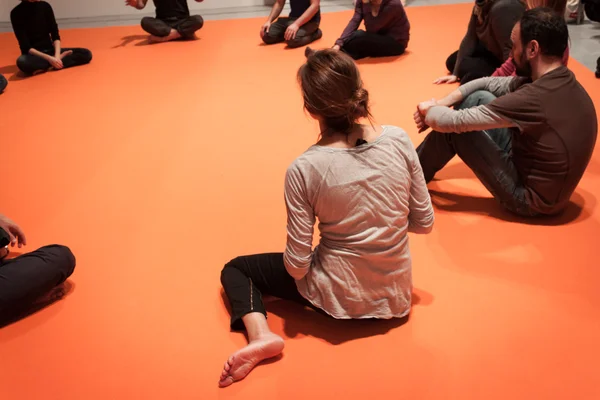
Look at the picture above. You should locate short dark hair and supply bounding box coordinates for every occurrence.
[519,7,569,58]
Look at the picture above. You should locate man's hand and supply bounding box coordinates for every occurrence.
[260,21,271,38]
[433,75,458,85]
[414,99,437,133]
[0,214,27,248]
[125,0,138,8]
[285,22,300,41]
[332,44,341,51]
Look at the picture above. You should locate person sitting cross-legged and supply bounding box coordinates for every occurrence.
[0,213,76,321]
[260,0,322,48]
[11,0,93,76]
[126,0,204,43]
[414,8,598,217]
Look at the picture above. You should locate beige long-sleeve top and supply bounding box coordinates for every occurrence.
[283,125,434,319]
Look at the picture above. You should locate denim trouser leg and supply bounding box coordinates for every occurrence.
[416,90,535,216]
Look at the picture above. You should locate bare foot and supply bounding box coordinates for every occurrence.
[219,333,284,388]
[149,30,182,44]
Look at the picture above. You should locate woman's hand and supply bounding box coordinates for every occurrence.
[433,75,458,85]
[285,22,300,41]
[332,44,341,51]
[260,21,271,38]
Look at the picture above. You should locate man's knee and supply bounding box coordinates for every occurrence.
[40,245,76,278]
[262,33,281,45]
[458,90,497,110]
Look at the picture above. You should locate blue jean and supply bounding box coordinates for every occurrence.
[416,91,536,217]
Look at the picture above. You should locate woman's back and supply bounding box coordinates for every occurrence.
[285,126,433,319]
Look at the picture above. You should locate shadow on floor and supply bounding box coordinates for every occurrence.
[428,188,592,226]
[113,34,151,48]
[221,287,432,345]
[0,280,75,329]
[355,51,411,65]
[0,65,18,75]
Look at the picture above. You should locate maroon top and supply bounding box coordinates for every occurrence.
[335,0,410,47]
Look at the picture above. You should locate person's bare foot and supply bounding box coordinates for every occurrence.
[219,333,284,388]
[149,29,182,44]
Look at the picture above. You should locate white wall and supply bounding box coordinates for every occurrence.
[1,0,273,22]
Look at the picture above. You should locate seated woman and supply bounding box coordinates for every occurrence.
[333,0,410,60]
[126,0,204,43]
[492,0,568,77]
[218,48,434,388]
[260,0,322,48]
[11,0,92,76]
[0,74,6,94]
[435,0,525,85]
[0,213,75,321]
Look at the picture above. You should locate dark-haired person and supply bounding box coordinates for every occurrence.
[0,75,6,94]
[492,0,569,77]
[260,0,322,48]
[0,212,75,320]
[415,8,597,217]
[11,0,92,76]
[435,0,525,85]
[218,48,434,388]
[126,0,204,43]
[333,0,410,60]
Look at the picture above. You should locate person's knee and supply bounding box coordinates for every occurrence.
[220,257,244,284]
[190,15,204,30]
[16,55,32,74]
[80,49,93,64]
[262,33,280,45]
[41,245,76,278]
[141,17,169,37]
[0,74,6,93]
[459,90,496,110]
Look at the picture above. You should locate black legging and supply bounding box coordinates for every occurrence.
[0,245,76,318]
[221,253,322,330]
[262,17,322,48]
[0,74,6,94]
[16,47,93,75]
[341,30,406,60]
[141,15,204,39]
[446,44,502,85]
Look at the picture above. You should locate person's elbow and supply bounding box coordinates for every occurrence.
[283,253,310,280]
[409,213,434,234]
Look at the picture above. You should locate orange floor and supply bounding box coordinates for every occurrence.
[0,4,599,399]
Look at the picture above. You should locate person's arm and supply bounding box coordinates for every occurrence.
[10,9,33,55]
[435,76,520,107]
[425,104,516,133]
[489,0,526,61]
[453,13,479,76]
[334,2,363,48]
[407,147,434,234]
[293,0,320,27]
[267,0,285,23]
[491,57,517,77]
[283,164,316,281]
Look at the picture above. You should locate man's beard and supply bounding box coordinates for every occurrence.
[514,52,532,78]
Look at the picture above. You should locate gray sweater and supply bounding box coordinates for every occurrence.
[283,126,434,319]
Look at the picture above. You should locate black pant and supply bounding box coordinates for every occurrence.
[16,48,93,76]
[416,90,536,216]
[341,30,406,60]
[141,15,204,39]
[0,245,76,317]
[446,45,502,85]
[221,253,315,330]
[0,74,6,94]
[262,17,322,48]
